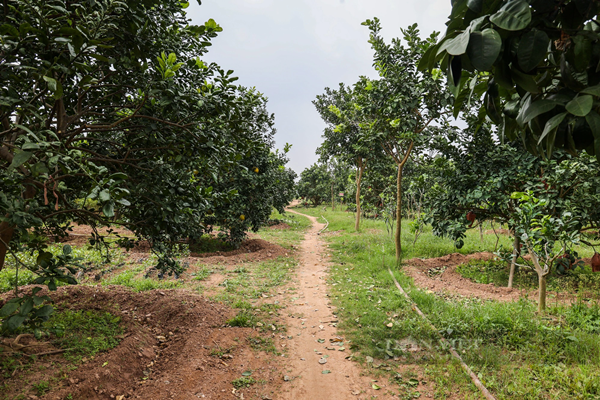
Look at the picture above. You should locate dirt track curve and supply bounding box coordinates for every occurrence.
[279,206,383,399]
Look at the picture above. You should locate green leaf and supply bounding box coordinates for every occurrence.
[511,68,539,93]
[572,34,592,72]
[518,99,557,126]
[48,279,57,291]
[585,111,600,161]
[517,29,550,72]
[19,298,34,316]
[37,251,52,267]
[110,172,128,180]
[6,315,26,331]
[538,112,567,144]
[0,302,19,317]
[490,0,532,31]
[466,0,483,13]
[36,305,54,318]
[242,371,252,376]
[581,84,600,97]
[116,198,131,206]
[103,202,115,217]
[22,142,40,150]
[99,189,110,202]
[90,54,110,62]
[566,95,593,117]
[467,28,501,71]
[8,151,33,171]
[43,76,57,91]
[43,76,63,99]
[445,30,471,56]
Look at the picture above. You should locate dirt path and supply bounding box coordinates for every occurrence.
[280,207,382,400]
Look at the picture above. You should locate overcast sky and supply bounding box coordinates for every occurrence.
[186,1,452,175]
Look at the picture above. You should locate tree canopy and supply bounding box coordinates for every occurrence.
[0,0,295,330]
[425,0,600,159]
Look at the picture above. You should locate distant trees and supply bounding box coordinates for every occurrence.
[297,163,333,207]
[313,83,373,229]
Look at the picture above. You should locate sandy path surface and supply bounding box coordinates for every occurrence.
[279,207,384,400]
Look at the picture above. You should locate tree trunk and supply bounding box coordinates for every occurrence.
[538,274,547,312]
[394,164,403,263]
[0,222,15,271]
[508,235,520,288]
[355,158,364,231]
[331,180,334,211]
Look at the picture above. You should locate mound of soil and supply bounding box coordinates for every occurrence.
[268,223,290,230]
[191,239,289,265]
[0,286,282,400]
[402,252,524,302]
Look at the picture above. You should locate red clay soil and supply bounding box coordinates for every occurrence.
[402,252,526,302]
[403,252,598,303]
[0,286,284,400]
[268,223,290,230]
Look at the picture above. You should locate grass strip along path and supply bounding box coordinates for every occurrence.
[297,205,600,400]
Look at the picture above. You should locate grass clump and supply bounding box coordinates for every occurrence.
[231,376,255,388]
[227,311,258,327]
[103,269,181,292]
[44,309,123,362]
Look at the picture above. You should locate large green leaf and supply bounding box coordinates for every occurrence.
[6,315,26,331]
[467,28,501,71]
[0,302,19,317]
[8,150,33,171]
[581,84,600,96]
[445,29,471,56]
[517,99,557,126]
[517,29,550,72]
[511,68,540,93]
[572,34,592,72]
[566,95,593,116]
[103,201,115,217]
[490,0,532,31]
[538,112,567,144]
[466,0,483,13]
[586,111,600,161]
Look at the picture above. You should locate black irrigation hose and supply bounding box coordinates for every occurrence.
[387,267,497,400]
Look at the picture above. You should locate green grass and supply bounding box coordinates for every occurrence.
[231,376,255,389]
[0,307,124,399]
[44,308,124,362]
[102,268,182,291]
[302,206,600,399]
[457,258,600,295]
[256,208,312,249]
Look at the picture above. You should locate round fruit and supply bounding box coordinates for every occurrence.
[240,214,245,221]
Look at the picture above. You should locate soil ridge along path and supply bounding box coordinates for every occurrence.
[281,207,379,400]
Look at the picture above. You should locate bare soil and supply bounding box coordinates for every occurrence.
[403,252,596,304]
[402,252,525,302]
[0,286,284,400]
